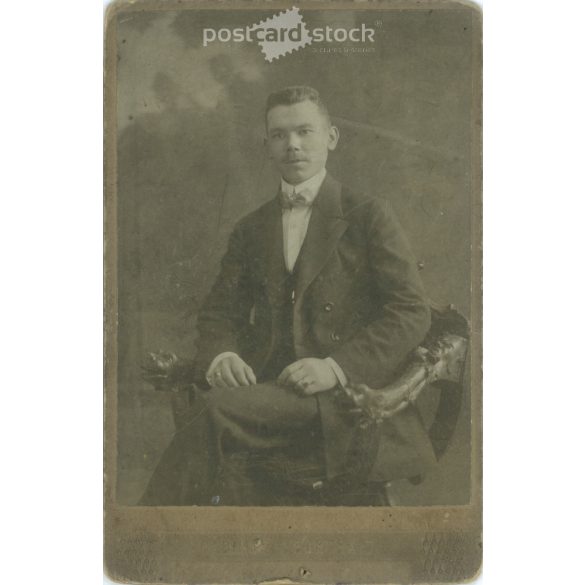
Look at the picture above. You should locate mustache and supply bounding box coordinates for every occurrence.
[283,156,309,162]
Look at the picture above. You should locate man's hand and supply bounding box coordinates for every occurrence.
[277,358,338,395]
[207,355,257,388]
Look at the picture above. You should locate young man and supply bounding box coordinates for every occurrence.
[140,86,436,506]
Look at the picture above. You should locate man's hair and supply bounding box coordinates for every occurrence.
[265,86,331,127]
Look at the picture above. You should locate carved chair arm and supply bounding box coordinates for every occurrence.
[341,333,468,422]
[339,303,469,461]
[141,351,197,393]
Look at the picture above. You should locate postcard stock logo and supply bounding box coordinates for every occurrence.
[202,7,376,62]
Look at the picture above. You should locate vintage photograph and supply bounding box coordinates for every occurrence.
[105,0,481,581]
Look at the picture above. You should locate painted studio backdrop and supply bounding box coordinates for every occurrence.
[115,7,475,505]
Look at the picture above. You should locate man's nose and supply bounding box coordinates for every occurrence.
[286,133,301,150]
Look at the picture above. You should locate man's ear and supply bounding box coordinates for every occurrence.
[263,136,272,159]
[327,125,340,151]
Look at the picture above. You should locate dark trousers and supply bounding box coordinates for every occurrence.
[139,381,325,506]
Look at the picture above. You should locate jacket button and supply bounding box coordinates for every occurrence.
[324,302,334,312]
[330,332,340,342]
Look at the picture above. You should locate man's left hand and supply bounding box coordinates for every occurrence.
[277,358,338,395]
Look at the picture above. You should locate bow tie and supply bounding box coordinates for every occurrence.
[280,188,312,210]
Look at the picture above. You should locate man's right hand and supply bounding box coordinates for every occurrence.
[207,354,257,388]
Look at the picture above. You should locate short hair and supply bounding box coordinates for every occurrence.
[265,86,331,127]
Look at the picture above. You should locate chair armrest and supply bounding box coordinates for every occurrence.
[141,351,197,393]
[341,303,469,422]
[341,333,468,422]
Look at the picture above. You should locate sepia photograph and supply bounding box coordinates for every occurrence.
[6,1,585,584]
[105,0,482,582]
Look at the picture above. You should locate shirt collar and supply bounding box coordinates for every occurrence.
[280,167,327,204]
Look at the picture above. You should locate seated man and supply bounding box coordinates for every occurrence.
[140,86,437,506]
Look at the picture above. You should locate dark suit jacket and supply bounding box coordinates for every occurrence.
[194,173,437,482]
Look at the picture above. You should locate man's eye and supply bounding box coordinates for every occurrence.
[299,129,311,135]
[271,133,284,140]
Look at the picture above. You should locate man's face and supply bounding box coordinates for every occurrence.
[265,100,339,185]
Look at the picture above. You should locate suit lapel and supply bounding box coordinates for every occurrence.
[295,174,348,300]
[261,197,286,305]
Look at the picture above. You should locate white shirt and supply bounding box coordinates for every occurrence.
[280,167,326,272]
[207,168,347,387]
